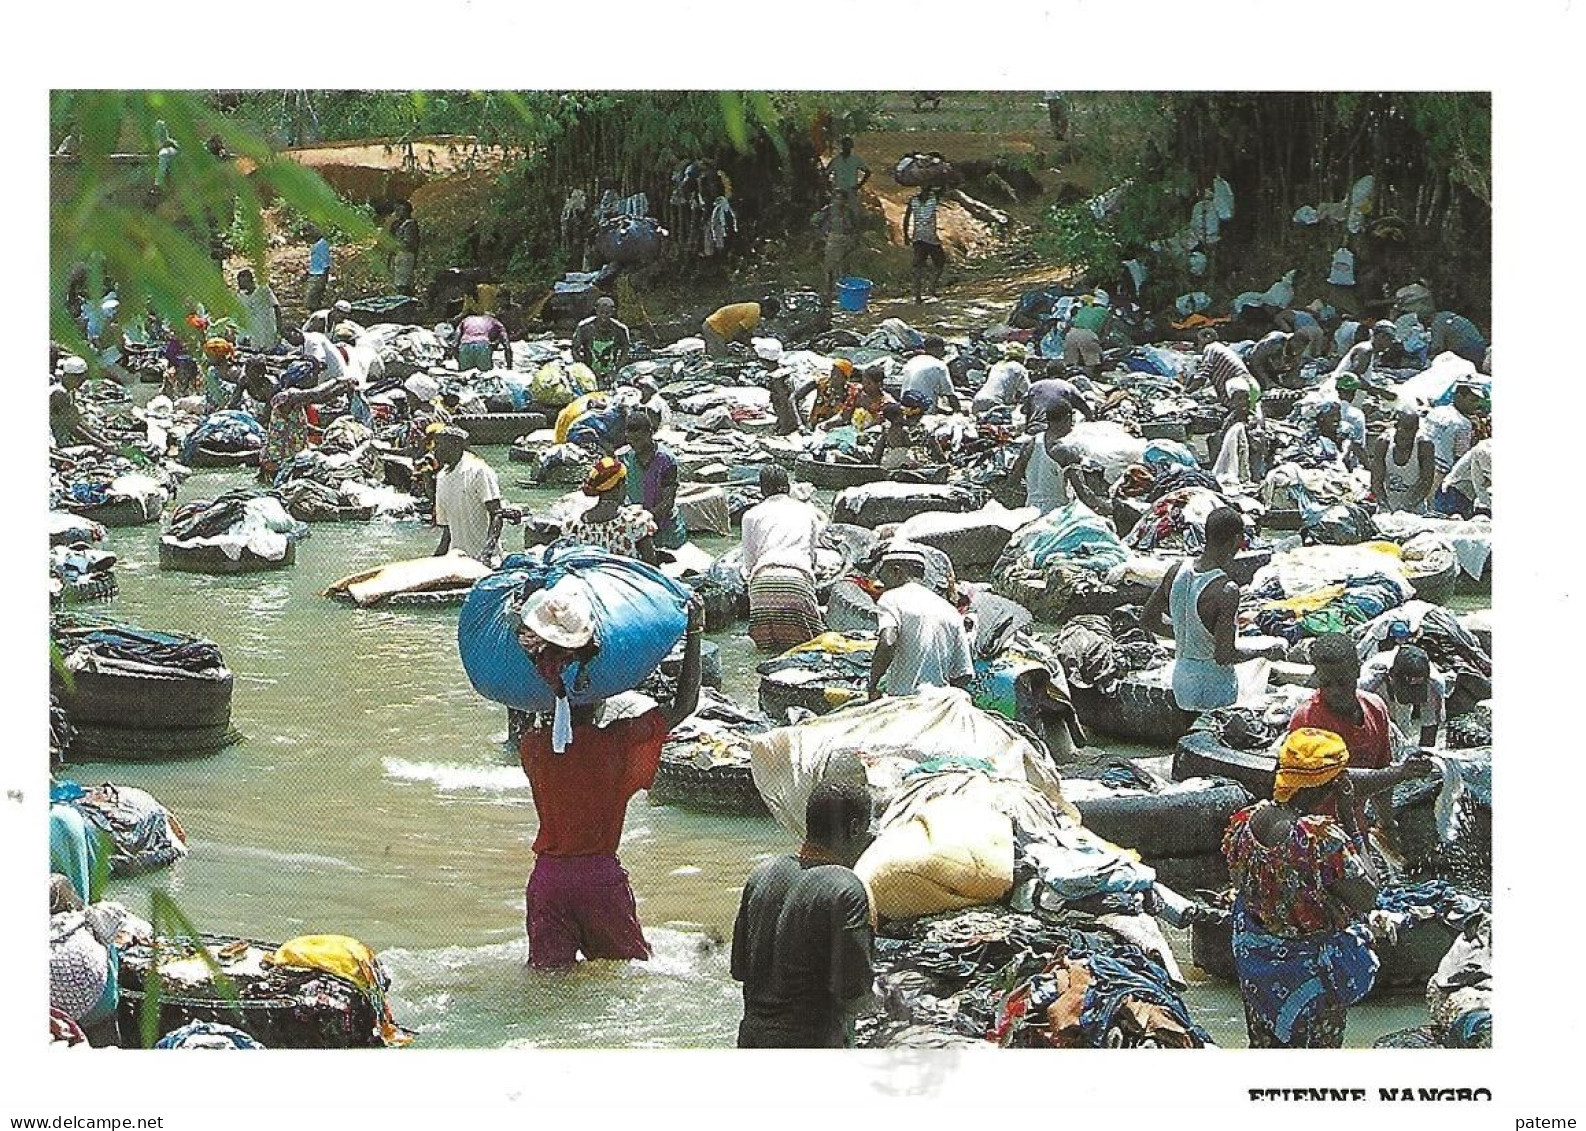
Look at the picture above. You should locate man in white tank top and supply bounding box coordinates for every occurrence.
[1008,404,1109,516]
[1369,407,1435,514]
[1141,506,1246,711]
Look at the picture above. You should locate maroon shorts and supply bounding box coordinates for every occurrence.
[524,853,650,968]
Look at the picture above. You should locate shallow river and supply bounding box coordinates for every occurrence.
[77,447,1458,1049]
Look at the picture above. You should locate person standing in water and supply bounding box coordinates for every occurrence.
[731,780,876,1047]
[1142,506,1246,711]
[515,588,705,969]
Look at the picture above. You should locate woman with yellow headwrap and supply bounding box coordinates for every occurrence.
[1220,728,1381,1048]
[560,456,658,565]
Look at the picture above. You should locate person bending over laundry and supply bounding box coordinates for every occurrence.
[1211,381,1267,491]
[740,465,825,653]
[702,296,780,358]
[807,358,857,430]
[873,395,946,471]
[1369,407,1435,514]
[1422,381,1485,517]
[454,309,511,374]
[1023,370,1093,422]
[1008,404,1108,516]
[1188,328,1260,404]
[1245,329,1308,388]
[50,357,115,452]
[972,348,1030,415]
[1289,633,1435,849]
[732,780,876,1047]
[235,360,350,483]
[1142,506,1247,711]
[1222,728,1381,1048]
[1359,643,1447,750]
[898,335,961,414]
[516,589,704,968]
[1438,435,1491,519]
[432,427,518,563]
[867,547,974,700]
[619,411,686,550]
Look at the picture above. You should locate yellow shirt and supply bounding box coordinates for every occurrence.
[704,302,761,339]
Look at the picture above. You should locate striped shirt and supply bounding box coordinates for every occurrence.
[1194,343,1253,391]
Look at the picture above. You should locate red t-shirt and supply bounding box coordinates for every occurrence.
[1288,690,1392,770]
[519,708,667,857]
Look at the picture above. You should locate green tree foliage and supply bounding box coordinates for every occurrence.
[1038,92,1490,312]
[50,91,376,367]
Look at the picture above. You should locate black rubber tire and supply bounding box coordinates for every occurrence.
[905,521,1018,574]
[758,675,860,721]
[1072,780,1251,859]
[1112,497,1148,536]
[76,497,163,528]
[1373,1026,1442,1049]
[294,504,379,523]
[831,486,975,529]
[824,579,879,634]
[1190,916,1238,982]
[793,457,888,491]
[1071,679,1194,746]
[62,666,234,731]
[1407,556,1458,604]
[189,447,260,469]
[64,721,240,762]
[649,754,770,817]
[1455,554,1492,597]
[659,640,723,689]
[159,540,297,574]
[452,412,549,445]
[1141,420,1188,443]
[1145,853,1231,898]
[328,586,474,609]
[1376,917,1461,992]
[1173,731,1276,800]
[1226,548,1272,588]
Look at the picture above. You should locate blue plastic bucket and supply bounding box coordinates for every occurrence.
[836,277,873,313]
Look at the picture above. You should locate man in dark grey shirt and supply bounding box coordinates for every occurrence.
[731,781,875,1048]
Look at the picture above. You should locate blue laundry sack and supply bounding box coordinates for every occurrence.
[457,543,692,712]
[1122,345,1182,378]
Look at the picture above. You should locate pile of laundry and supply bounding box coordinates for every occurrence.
[1187,691,1309,751]
[115,933,412,1049]
[995,501,1130,581]
[275,421,417,520]
[163,490,307,562]
[50,452,180,517]
[1245,543,1416,645]
[179,411,265,464]
[50,779,187,876]
[1048,610,1166,697]
[54,617,226,675]
[1123,485,1240,554]
[1261,460,1370,515]
[657,690,772,771]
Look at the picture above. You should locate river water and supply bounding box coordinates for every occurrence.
[78,447,1455,1049]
